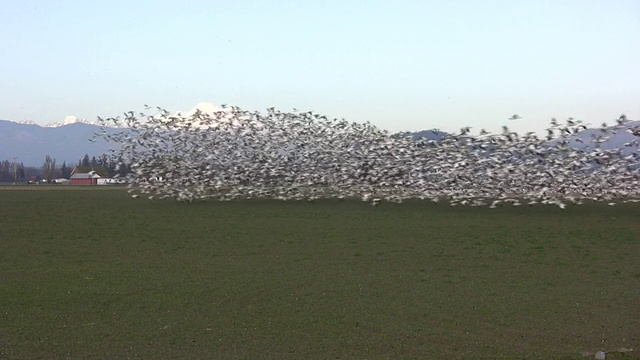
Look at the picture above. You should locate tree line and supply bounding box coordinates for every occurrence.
[0,154,131,183]
[75,154,131,178]
[0,160,31,183]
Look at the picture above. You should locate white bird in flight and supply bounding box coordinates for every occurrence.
[94,106,640,209]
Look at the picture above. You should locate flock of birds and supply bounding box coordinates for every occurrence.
[95,106,640,208]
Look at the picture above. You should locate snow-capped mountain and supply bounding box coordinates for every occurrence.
[181,102,226,116]
[44,116,94,128]
[2,104,636,167]
[95,102,227,129]
[0,102,234,166]
[4,103,228,130]
[0,119,121,166]
[163,102,247,130]
[566,120,640,153]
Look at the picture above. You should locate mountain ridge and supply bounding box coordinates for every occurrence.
[1,110,637,166]
[0,120,121,166]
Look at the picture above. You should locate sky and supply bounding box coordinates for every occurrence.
[1,0,639,134]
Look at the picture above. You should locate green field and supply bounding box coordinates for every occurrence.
[1,189,638,359]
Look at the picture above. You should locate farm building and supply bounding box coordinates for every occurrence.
[71,166,109,177]
[70,171,101,185]
[97,177,126,185]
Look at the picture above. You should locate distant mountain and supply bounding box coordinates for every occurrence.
[43,115,94,128]
[2,108,637,167]
[564,120,640,153]
[398,129,450,141]
[0,103,228,166]
[401,122,640,153]
[181,102,226,117]
[0,120,122,166]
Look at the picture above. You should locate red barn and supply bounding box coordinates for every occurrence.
[69,166,107,185]
[70,171,100,185]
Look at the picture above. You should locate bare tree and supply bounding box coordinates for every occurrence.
[43,155,56,183]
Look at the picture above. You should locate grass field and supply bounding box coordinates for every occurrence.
[0,188,638,359]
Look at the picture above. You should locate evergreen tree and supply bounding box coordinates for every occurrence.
[81,154,90,167]
[118,162,128,177]
[99,154,108,168]
[107,158,118,177]
[60,162,71,179]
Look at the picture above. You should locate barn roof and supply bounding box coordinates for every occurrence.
[71,166,108,177]
[70,172,101,179]
[70,173,91,179]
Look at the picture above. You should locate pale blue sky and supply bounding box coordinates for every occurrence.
[1,0,638,134]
